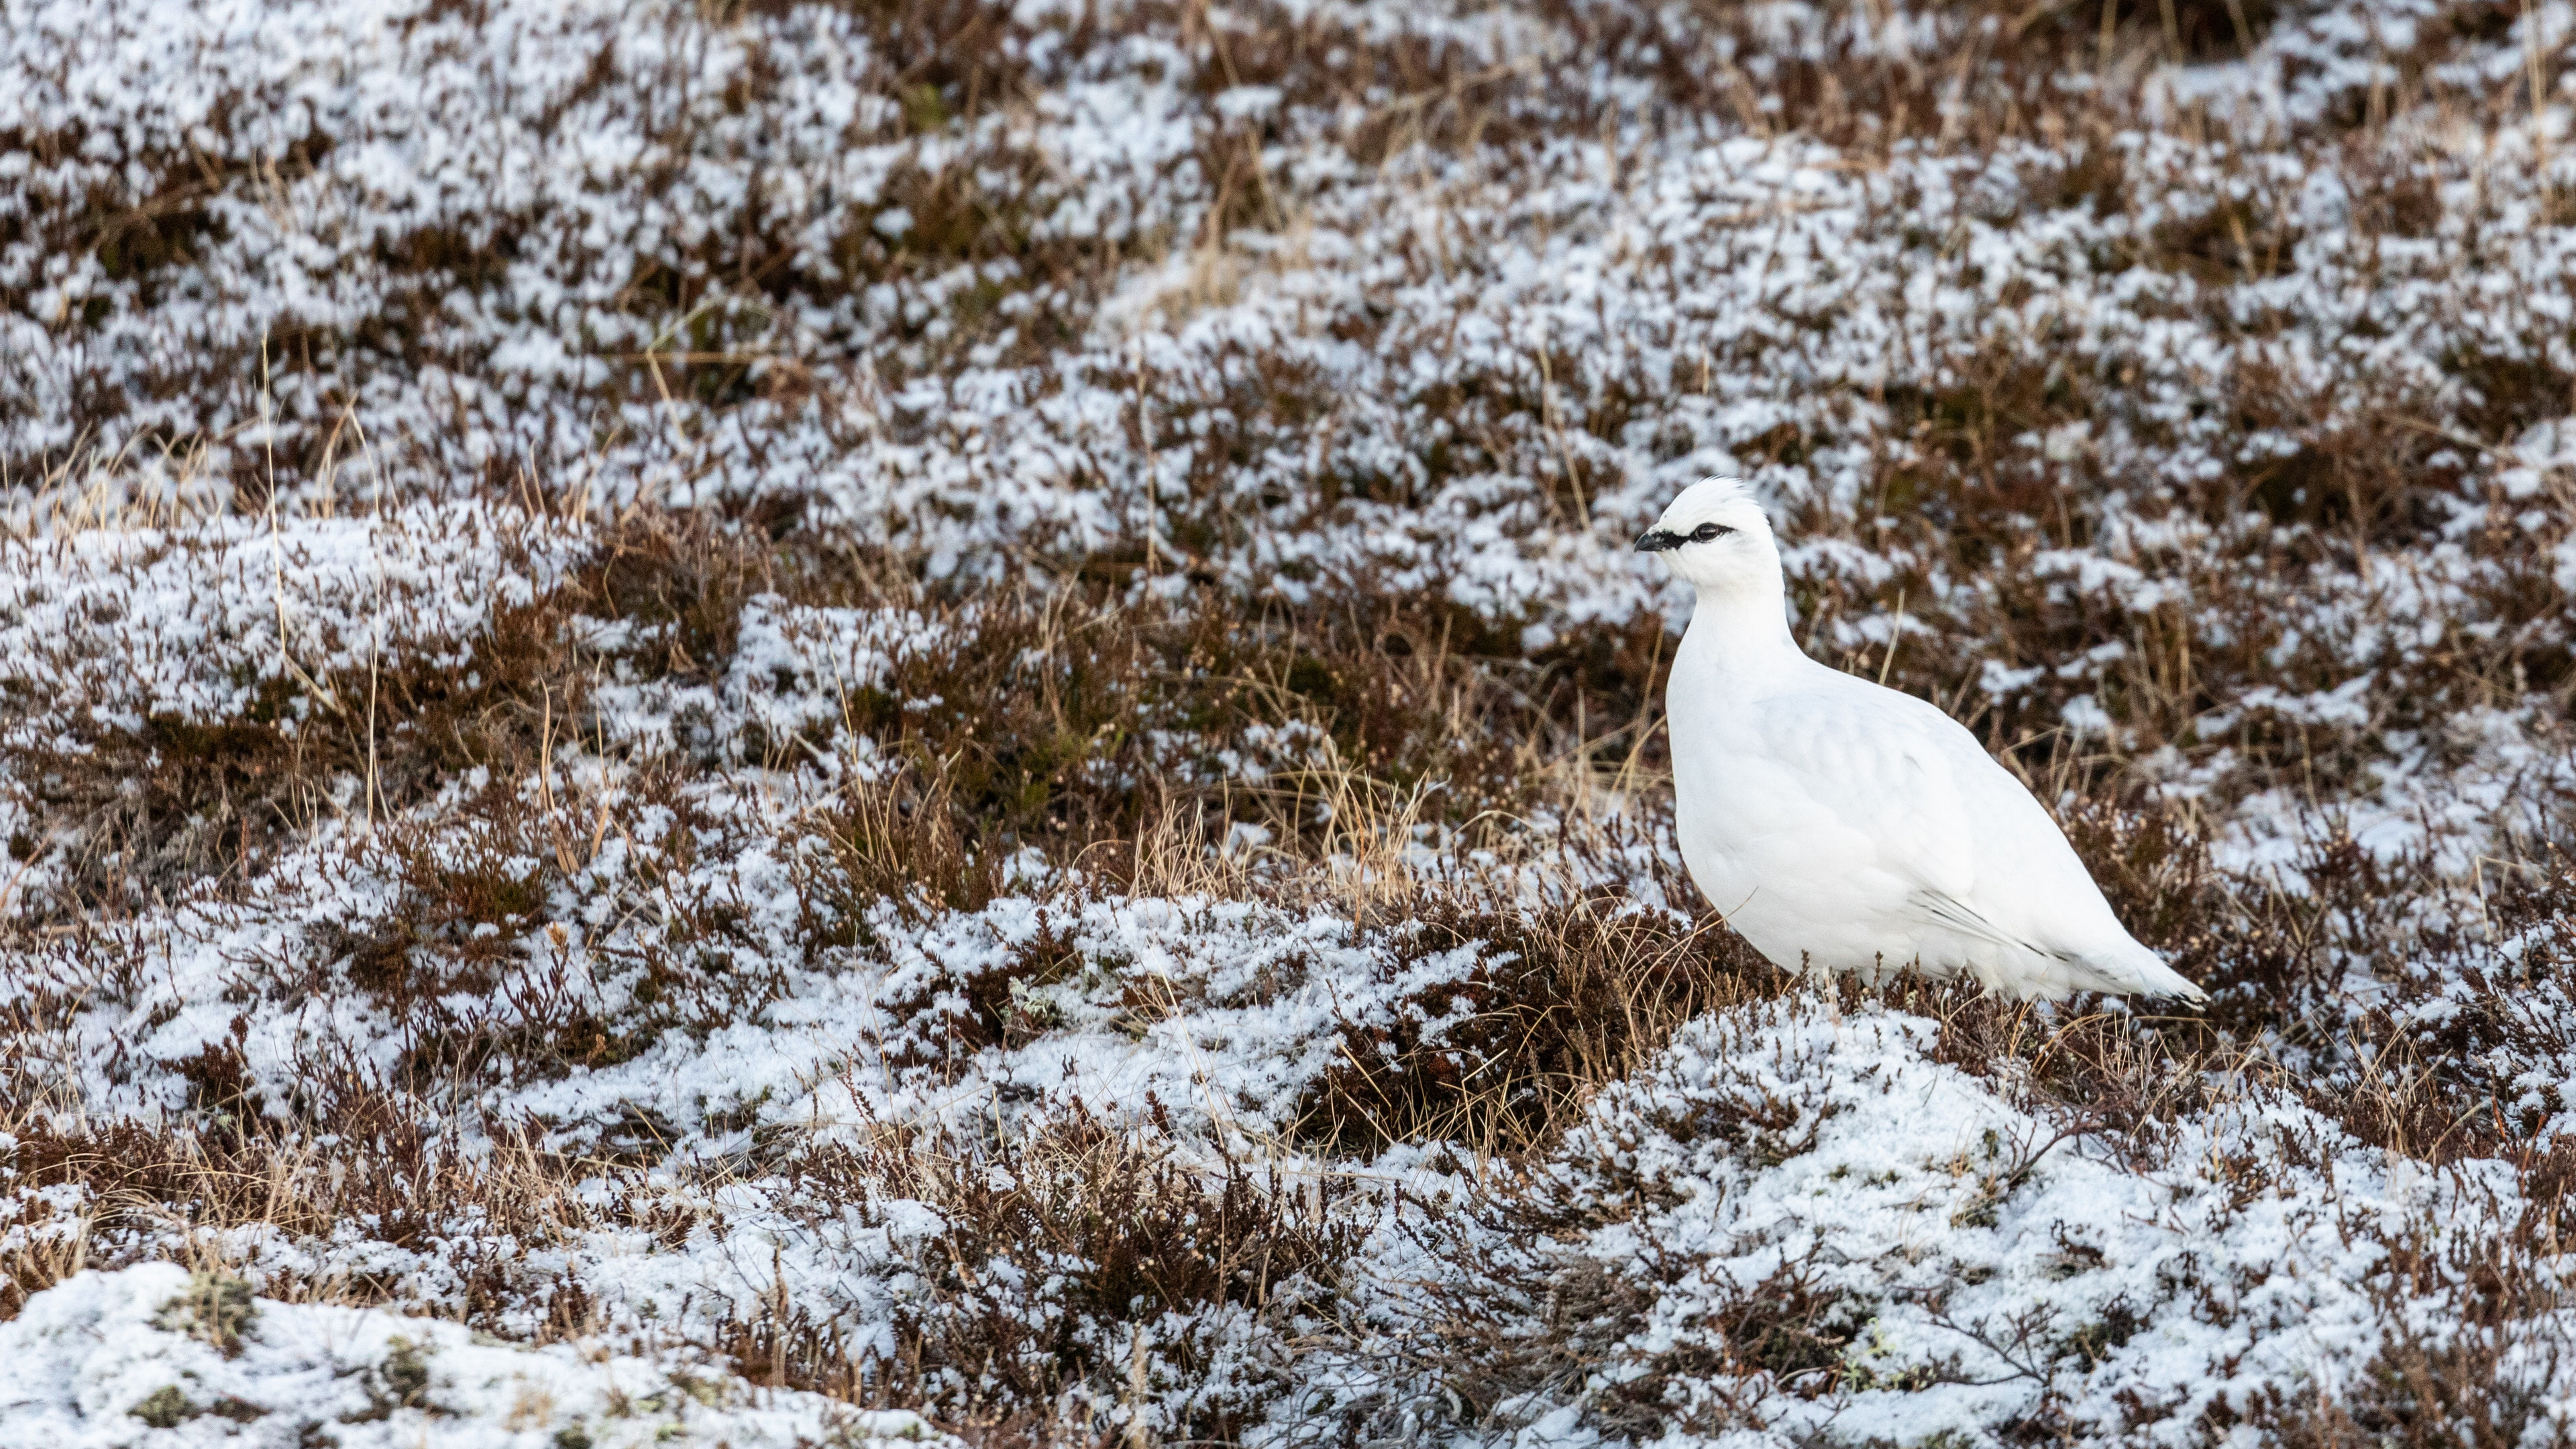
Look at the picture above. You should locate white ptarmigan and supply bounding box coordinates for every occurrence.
[1638,478,2208,1002]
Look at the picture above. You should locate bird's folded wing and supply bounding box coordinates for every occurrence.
[1739,678,2198,998]
[1741,680,2081,897]
[1746,680,2124,943]
[1741,685,1986,902]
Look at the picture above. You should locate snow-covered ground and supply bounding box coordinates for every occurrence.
[1,1263,956,1448]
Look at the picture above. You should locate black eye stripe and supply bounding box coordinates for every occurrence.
[1690,523,1734,542]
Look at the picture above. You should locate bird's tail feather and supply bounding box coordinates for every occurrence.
[2075,941,2208,1002]
[1912,888,2208,1002]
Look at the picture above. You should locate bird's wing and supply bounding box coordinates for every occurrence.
[1727,669,2202,1000]
[1737,678,1989,898]
[1740,673,2109,934]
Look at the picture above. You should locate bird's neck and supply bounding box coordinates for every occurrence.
[1677,579,1804,679]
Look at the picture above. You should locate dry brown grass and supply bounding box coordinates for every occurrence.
[724,1108,1366,1440]
[1296,889,1778,1156]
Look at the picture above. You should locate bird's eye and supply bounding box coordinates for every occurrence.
[1690,523,1733,542]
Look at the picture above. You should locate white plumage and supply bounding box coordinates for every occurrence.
[1638,478,2207,1003]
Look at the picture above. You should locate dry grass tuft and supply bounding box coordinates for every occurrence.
[722,1107,1365,1443]
[1299,891,1776,1155]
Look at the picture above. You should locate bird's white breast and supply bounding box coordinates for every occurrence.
[1667,645,1912,973]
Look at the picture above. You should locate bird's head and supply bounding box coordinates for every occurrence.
[1634,477,1778,594]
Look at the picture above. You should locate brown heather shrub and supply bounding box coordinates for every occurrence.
[1396,1240,1865,1440]
[1299,890,1776,1155]
[718,1106,1364,1442]
[1912,981,2212,1152]
[2334,859,2576,1159]
[863,885,1083,1075]
[576,506,780,685]
[2,1115,422,1271]
[6,504,817,923]
[9,510,584,926]
[2230,1197,2571,1448]
[274,735,861,1102]
[0,2,1091,462]
[1913,792,2575,1165]
[782,563,1672,888]
[0,1092,700,1328]
[1346,1033,1922,1446]
[8,566,578,926]
[808,758,1006,934]
[2239,1330,2563,1449]
[1532,0,2284,163]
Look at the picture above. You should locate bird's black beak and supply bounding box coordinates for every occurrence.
[1634,529,1684,553]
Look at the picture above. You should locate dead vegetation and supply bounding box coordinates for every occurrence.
[724,1108,1366,1440]
[1297,891,1776,1155]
